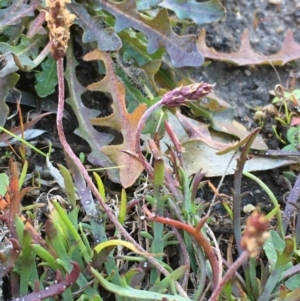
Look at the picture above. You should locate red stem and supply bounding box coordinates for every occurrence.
[143,205,220,289]
[208,251,249,301]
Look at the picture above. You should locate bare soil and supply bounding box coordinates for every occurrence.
[193,0,300,214]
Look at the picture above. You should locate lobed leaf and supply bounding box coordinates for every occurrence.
[84,49,146,188]
[0,53,18,77]
[34,54,58,97]
[95,0,203,67]
[0,0,36,28]
[64,41,119,183]
[0,72,19,127]
[159,0,225,25]
[0,34,47,69]
[197,29,300,66]
[68,2,122,51]
[136,0,161,11]
[120,30,165,66]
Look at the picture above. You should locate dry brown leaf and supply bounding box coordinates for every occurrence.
[197,29,300,66]
[83,50,146,188]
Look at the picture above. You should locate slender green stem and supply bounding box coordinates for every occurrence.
[242,171,284,238]
[0,126,47,157]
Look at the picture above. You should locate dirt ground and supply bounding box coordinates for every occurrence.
[190,0,300,215]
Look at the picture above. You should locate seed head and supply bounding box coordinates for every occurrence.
[45,0,76,60]
[240,211,269,257]
[161,83,213,107]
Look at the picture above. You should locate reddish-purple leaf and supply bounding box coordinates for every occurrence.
[11,262,80,301]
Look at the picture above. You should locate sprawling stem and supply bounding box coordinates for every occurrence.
[56,58,188,297]
[143,205,220,289]
[208,251,250,301]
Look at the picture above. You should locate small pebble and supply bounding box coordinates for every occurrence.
[250,37,260,44]
[268,0,282,4]
[243,204,256,213]
[244,70,251,76]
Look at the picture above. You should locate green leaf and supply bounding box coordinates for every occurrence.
[120,30,164,66]
[0,34,46,69]
[0,173,9,196]
[263,230,285,269]
[31,244,59,270]
[272,91,292,104]
[93,172,106,200]
[285,274,300,290]
[0,72,19,127]
[159,0,225,25]
[282,144,297,151]
[140,231,153,240]
[136,0,161,11]
[57,163,79,227]
[64,40,118,183]
[150,150,166,284]
[0,1,11,8]
[118,188,127,225]
[112,56,150,111]
[45,219,69,262]
[35,55,58,97]
[259,238,294,301]
[282,171,297,181]
[90,267,193,301]
[50,199,91,263]
[96,0,203,67]
[292,89,300,98]
[0,0,36,28]
[286,126,299,144]
[18,229,38,296]
[68,2,122,51]
[151,265,189,292]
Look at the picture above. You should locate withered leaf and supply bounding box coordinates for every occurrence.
[197,29,300,66]
[83,50,146,188]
